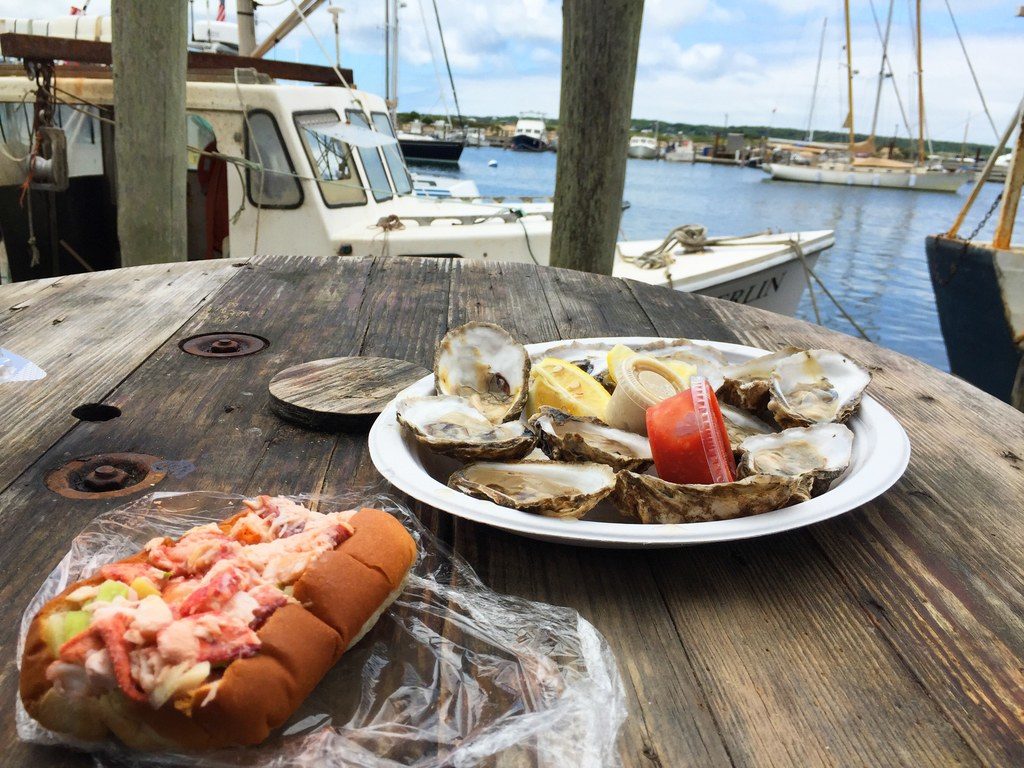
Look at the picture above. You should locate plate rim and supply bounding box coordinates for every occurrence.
[368,336,911,547]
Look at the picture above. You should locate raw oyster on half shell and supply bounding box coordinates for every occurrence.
[613,472,811,524]
[448,460,616,518]
[434,322,530,423]
[529,406,653,472]
[396,395,537,461]
[767,350,870,428]
[717,347,803,411]
[720,404,776,448]
[738,423,854,496]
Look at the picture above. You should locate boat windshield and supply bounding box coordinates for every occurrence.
[371,111,413,196]
[346,109,393,202]
[294,110,367,207]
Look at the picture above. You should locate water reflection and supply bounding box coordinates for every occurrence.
[425,147,1020,372]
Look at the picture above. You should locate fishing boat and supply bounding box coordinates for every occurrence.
[664,139,695,162]
[926,101,1024,408]
[763,1,969,194]
[627,136,658,160]
[511,115,549,152]
[0,18,834,319]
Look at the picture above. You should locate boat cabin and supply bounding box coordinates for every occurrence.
[0,34,551,280]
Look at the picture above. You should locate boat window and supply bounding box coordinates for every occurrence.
[346,109,393,203]
[187,113,217,171]
[371,111,413,196]
[294,110,367,207]
[244,110,303,208]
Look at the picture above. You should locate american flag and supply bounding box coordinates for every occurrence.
[216,0,226,22]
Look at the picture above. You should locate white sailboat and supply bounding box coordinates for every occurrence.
[763,0,969,193]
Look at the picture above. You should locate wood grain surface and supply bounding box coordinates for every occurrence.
[0,256,1021,767]
[269,356,430,430]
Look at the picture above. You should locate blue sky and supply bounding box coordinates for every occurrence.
[14,0,1024,143]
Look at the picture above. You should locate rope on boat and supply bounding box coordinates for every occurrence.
[624,224,871,341]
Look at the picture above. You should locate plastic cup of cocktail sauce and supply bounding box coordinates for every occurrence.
[645,376,736,485]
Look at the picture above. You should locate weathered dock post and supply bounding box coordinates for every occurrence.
[112,0,188,266]
[550,0,644,274]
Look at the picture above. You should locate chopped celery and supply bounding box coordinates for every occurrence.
[62,610,91,642]
[96,580,130,603]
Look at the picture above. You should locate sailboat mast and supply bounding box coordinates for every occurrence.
[807,17,827,142]
[843,0,855,154]
[916,0,926,163]
[869,0,895,140]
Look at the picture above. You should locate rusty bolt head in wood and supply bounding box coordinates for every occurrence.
[83,464,129,491]
[179,332,268,358]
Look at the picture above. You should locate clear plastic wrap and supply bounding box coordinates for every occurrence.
[0,347,45,382]
[17,490,626,767]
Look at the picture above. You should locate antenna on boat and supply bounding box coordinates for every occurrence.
[327,5,344,69]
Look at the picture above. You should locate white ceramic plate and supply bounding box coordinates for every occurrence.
[368,338,911,547]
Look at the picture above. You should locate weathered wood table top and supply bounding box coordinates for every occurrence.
[1,255,1022,767]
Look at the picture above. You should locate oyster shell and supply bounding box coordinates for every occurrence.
[613,472,811,524]
[396,395,536,461]
[738,423,854,496]
[767,350,870,427]
[717,347,803,411]
[448,460,617,519]
[720,404,776,448]
[434,322,530,423]
[529,406,653,472]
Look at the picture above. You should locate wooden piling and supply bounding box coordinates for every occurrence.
[549,0,644,275]
[112,0,188,266]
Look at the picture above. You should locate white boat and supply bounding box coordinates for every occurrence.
[763,159,970,192]
[0,18,834,319]
[664,139,695,162]
[765,1,970,194]
[511,116,548,152]
[616,231,833,315]
[410,173,480,199]
[627,135,658,160]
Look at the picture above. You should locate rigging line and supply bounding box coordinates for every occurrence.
[867,0,913,141]
[942,0,998,141]
[430,0,464,129]
[417,0,454,123]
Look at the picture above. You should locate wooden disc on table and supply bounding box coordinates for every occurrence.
[269,356,430,431]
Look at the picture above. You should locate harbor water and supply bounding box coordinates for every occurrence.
[429,147,1016,373]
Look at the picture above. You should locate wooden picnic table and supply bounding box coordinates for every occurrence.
[1,255,1022,767]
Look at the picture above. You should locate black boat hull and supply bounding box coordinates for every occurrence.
[398,138,464,164]
[511,135,548,152]
[926,234,1023,403]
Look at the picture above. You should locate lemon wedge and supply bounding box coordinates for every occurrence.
[606,344,636,385]
[607,344,699,387]
[527,357,611,420]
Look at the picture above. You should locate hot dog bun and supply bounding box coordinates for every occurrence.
[20,506,416,750]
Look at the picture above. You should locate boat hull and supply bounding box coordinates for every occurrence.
[764,163,969,192]
[398,138,464,164]
[627,146,658,160]
[926,235,1024,403]
[511,135,548,152]
[615,231,834,317]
